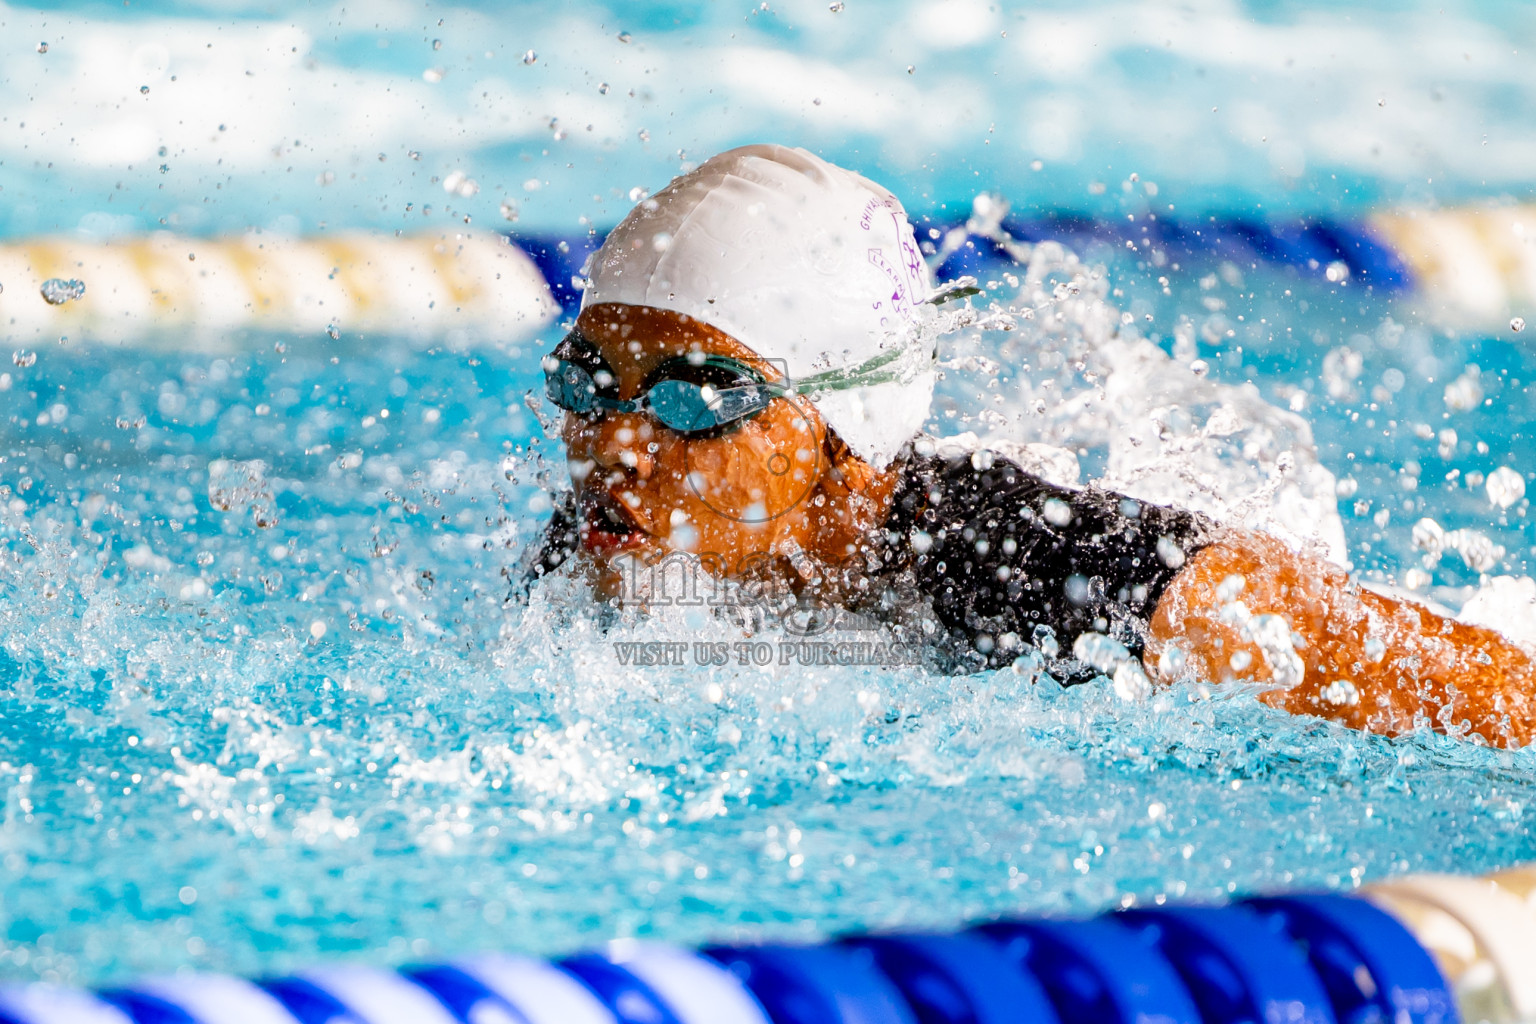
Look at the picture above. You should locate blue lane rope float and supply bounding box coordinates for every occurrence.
[0,882,1495,1024]
[973,915,1203,1024]
[511,204,1534,324]
[838,933,1061,1024]
[1244,895,1458,1024]
[1116,906,1336,1024]
[898,213,1414,297]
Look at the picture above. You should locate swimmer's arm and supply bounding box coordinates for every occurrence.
[506,490,580,604]
[1146,529,1536,748]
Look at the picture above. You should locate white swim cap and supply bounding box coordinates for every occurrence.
[581,144,935,467]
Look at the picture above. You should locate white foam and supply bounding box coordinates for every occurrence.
[1458,575,1536,649]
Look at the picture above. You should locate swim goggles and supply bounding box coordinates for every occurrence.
[541,330,928,437]
[543,349,785,437]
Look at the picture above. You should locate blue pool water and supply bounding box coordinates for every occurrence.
[4,253,1535,985]
[2,0,1536,991]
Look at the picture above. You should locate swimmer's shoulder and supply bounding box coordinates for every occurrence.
[885,432,1214,554]
[886,434,1083,526]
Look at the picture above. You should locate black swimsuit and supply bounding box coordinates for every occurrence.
[520,443,1212,675]
[871,449,1210,672]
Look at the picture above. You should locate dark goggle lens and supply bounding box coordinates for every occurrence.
[544,359,599,412]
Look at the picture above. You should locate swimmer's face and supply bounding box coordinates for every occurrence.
[555,303,861,596]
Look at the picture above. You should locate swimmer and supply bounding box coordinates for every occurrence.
[525,144,1536,748]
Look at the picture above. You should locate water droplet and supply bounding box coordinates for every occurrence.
[1320,679,1359,706]
[499,199,519,222]
[828,1,844,9]
[208,458,278,526]
[1156,642,1187,681]
[442,170,478,197]
[598,82,610,94]
[1247,613,1305,689]
[139,85,150,95]
[617,31,632,43]
[159,164,169,173]
[39,278,86,305]
[408,150,420,161]
[36,42,49,53]
[1513,317,1527,333]
[628,186,649,202]
[1189,359,1209,377]
[1113,661,1152,702]
[1486,466,1526,509]
[432,38,443,50]
[522,49,537,65]
[422,67,445,83]
[115,414,146,429]
[1073,631,1131,673]
[273,340,288,354]
[326,323,340,340]
[637,128,650,143]
[906,64,915,74]
[12,349,37,368]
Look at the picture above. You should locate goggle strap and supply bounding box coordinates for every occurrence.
[790,344,926,396]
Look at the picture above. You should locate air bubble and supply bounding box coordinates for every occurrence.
[432,39,443,50]
[36,42,49,53]
[1513,317,1527,333]
[828,1,844,9]
[12,349,38,368]
[522,50,538,65]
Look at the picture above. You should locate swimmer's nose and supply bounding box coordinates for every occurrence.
[569,412,655,479]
